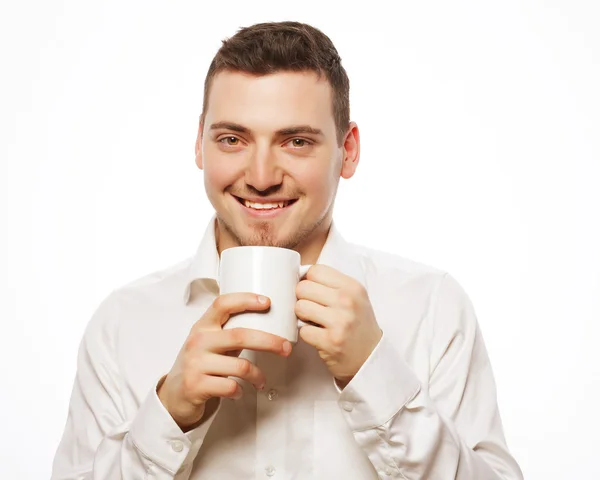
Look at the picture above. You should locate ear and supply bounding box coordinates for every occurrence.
[195,116,204,170]
[340,122,360,180]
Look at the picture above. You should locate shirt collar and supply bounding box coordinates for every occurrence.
[183,217,220,304]
[183,216,366,305]
[314,221,367,289]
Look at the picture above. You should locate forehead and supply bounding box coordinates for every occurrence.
[205,70,336,134]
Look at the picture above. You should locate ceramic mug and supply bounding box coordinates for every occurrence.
[219,246,311,343]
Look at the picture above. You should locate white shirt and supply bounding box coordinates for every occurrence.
[51,219,523,480]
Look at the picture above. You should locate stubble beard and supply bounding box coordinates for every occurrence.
[217,212,328,251]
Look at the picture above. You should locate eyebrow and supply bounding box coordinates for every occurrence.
[209,122,324,137]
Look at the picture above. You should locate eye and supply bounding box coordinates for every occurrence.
[219,136,240,146]
[287,138,312,148]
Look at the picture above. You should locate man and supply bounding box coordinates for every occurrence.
[52,21,523,479]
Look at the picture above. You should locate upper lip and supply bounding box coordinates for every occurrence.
[233,195,298,204]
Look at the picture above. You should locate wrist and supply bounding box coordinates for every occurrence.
[156,374,171,410]
[156,374,207,432]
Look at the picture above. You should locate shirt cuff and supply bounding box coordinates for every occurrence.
[337,332,421,431]
[128,376,220,475]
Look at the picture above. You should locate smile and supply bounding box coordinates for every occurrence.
[233,195,298,216]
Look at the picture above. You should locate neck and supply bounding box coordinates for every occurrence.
[296,221,331,265]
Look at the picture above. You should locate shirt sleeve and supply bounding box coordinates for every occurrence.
[336,273,524,479]
[50,292,220,480]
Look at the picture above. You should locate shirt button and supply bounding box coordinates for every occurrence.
[170,440,184,452]
[385,466,394,476]
[341,401,354,412]
[265,465,276,476]
[267,389,279,401]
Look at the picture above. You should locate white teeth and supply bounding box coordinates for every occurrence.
[243,200,290,209]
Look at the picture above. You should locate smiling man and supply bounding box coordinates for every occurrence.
[52,22,523,480]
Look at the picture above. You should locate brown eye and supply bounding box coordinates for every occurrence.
[289,138,311,148]
[221,136,239,146]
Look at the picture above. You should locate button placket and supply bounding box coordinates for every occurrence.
[255,352,287,480]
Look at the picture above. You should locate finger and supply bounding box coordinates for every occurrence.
[305,264,348,288]
[196,375,244,401]
[295,299,332,328]
[200,293,270,328]
[299,325,328,350]
[296,279,337,306]
[209,328,292,356]
[202,353,266,389]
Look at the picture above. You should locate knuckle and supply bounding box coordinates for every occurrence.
[224,379,239,397]
[295,280,307,296]
[294,299,306,316]
[338,291,355,309]
[261,332,280,351]
[353,283,366,297]
[183,339,196,354]
[269,336,281,351]
[339,310,355,328]
[330,332,345,352]
[212,295,226,311]
[229,328,245,348]
[184,331,203,353]
[305,265,320,280]
[236,358,251,376]
[192,376,211,404]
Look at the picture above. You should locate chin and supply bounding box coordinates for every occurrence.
[238,225,294,248]
[228,220,304,249]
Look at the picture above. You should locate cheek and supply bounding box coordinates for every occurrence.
[297,163,338,204]
[203,156,241,192]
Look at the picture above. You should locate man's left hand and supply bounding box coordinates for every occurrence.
[295,265,383,387]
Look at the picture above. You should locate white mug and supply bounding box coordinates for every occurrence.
[219,246,311,343]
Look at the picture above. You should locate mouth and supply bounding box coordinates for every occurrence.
[232,195,298,216]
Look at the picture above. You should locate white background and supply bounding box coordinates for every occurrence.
[1,0,599,478]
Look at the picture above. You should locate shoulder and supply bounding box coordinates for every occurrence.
[349,242,472,320]
[83,257,193,338]
[349,244,479,356]
[350,242,447,288]
[116,257,193,292]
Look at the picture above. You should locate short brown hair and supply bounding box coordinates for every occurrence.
[201,21,350,146]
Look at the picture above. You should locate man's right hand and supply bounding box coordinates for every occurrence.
[157,293,292,431]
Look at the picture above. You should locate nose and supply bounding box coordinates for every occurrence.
[244,146,283,192]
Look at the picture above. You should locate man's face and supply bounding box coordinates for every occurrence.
[196,70,358,251]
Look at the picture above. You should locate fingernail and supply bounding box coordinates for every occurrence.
[282,341,292,355]
[257,295,268,304]
[257,383,265,391]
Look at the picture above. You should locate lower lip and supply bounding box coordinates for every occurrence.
[234,197,297,218]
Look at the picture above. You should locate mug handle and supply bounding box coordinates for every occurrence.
[297,264,313,328]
